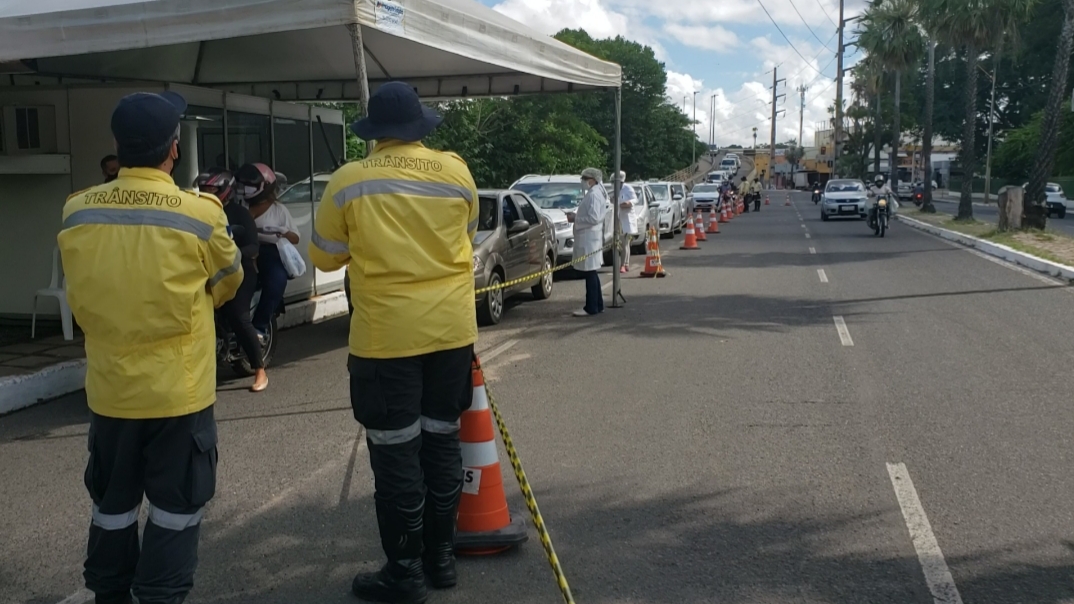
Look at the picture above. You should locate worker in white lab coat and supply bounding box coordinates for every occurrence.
[573,167,608,316]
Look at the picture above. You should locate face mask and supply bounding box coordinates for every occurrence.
[581,179,592,191]
[169,144,182,176]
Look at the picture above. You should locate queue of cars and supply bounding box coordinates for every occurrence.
[282,171,698,327]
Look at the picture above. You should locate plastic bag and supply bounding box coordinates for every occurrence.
[276,238,306,279]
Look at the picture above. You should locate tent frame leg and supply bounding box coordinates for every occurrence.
[348,23,372,158]
[611,86,623,308]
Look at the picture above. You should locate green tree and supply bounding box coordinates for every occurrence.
[918,0,1036,219]
[859,0,925,190]
[1025,0,1074,228]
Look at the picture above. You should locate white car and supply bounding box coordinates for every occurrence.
[603,182,652,251]
[1022,182,1067,218]
[642,181,683,238]
[820,179,870,221]
[510,174,615,263]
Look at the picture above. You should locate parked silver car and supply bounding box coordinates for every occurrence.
[604,182,652,251]
[821,179,869,221]
[473,190,557,325]
[645,181,685,238]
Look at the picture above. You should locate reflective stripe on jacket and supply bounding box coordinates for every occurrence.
[309,140,479,359]
[58,168,243,419]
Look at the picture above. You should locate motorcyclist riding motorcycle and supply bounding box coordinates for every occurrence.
[867,174,897,230]
[812,183,822,204]
[196,168,272,389]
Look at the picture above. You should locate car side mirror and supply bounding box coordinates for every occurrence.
[673,194,684,200]
[508,219,530,234]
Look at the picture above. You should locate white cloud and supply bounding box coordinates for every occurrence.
[663,23,740,52]
[492,0,628,40]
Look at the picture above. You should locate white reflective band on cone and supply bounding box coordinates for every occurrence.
[460,439,500,468]
[147,502,203,531]
[92,503,140,530]
[470,384,489,412]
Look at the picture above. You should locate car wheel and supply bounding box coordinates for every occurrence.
[531,255,554,300]
[478,271,504,326]
[821,213,829,222]
[1059,210,1067,219]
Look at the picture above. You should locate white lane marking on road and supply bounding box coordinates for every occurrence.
[801,224,807,229]
[809,247,817,254]
[818,269,829,283]
[480,339,519,364]
[886,463,965,604]
[833,316,854,346]
[805,233,811,239]
[54,588,92,604]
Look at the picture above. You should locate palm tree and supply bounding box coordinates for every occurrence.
[853,59,886,177]
[917,0,1035,220]
[1024,0,1074,229]
[919,38,937,213]
[858,0,925,193]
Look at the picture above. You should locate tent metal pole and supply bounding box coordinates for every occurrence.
[222,91,229,170]
[611,86,624,308]
[348,22,372,157]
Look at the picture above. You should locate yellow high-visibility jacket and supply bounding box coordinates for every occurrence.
[309,140,479,359]
[58,168,242,419]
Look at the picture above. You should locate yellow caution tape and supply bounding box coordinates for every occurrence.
[483,378,576,604]
[474,241,615,296]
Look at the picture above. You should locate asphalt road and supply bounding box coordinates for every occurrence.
[928,195,1074,237]
[4,191,1074,604]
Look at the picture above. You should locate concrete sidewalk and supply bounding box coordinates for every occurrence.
[0,291,349,416]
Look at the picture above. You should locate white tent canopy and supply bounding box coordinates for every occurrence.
[0,0,622,100]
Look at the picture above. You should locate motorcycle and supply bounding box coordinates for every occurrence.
[869,196,890,237]
[812,187,822,204]
[913,191,924,207]
[216,291,278,376]
[215,224,279,376]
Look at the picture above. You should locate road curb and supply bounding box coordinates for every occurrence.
[0,292,350,416]
[897,214,1074,282]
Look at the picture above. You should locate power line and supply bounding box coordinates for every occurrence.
[753,0,828,76]
[787,0,836,52]
[815,0,838,27]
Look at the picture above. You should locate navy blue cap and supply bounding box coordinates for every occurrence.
[110,91,187,155]
[350,81,442,142]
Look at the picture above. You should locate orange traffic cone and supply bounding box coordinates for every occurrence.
[719,202,730,223]
[723,201,733,222]
[640,226,667,277]
[680,214,700,250]
[784,193,791,206]
[707,205,720,234]
[764,195,770,205]
[695,211,707,241]
[455,358,528,555]
[735,198,743,215]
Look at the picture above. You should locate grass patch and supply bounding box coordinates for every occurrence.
[902,209,1074,266]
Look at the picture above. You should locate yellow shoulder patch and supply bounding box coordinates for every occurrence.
[66,186,95,202]
[192,189,224,208]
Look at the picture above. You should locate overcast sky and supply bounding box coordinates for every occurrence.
[479,0,869,147]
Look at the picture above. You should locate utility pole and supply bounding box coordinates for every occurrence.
[692,91,700,168]
[834,0,845,177]
[798,85,806,147]
[770,67,786,189]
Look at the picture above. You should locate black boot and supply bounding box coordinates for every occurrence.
[353,500,427,603]
[351,559,427,604]
[422,484,462,589]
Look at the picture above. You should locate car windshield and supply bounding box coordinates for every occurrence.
[477,195,498,231]
[826,181,865,193]
[513,182,583,209]
[1047,184,1062,193]
[651,185,671,201]
[279,180,329,202]
[694,185,719,193]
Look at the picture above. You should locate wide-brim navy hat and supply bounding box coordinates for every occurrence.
[350,81,442,142]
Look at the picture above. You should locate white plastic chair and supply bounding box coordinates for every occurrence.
[32,247,73,341]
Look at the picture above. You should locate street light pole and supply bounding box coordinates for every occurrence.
[693,90,700,169]
[834,0,845,177]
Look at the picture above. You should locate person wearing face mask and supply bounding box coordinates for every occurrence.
[58,91,242,604]
[573,167,609,317]
[100,154,119,183]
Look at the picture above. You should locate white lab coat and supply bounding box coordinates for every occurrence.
[618,185,639,236]
[573,183,608,271]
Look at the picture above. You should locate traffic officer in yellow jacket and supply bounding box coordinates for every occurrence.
[57,91,243,604]
[309,81,478,604]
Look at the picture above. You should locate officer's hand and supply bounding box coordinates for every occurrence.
[283,231,300,245]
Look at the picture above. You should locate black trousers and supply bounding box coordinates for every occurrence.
[84,405,217,604]
[754,195,761,211]
[218,265,263,369]
[348,345,474,562]
[582,270,604,315]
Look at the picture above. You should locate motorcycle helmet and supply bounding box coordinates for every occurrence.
[194,168,235,204]
[874,174,886,185]
[234,162,279,205]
